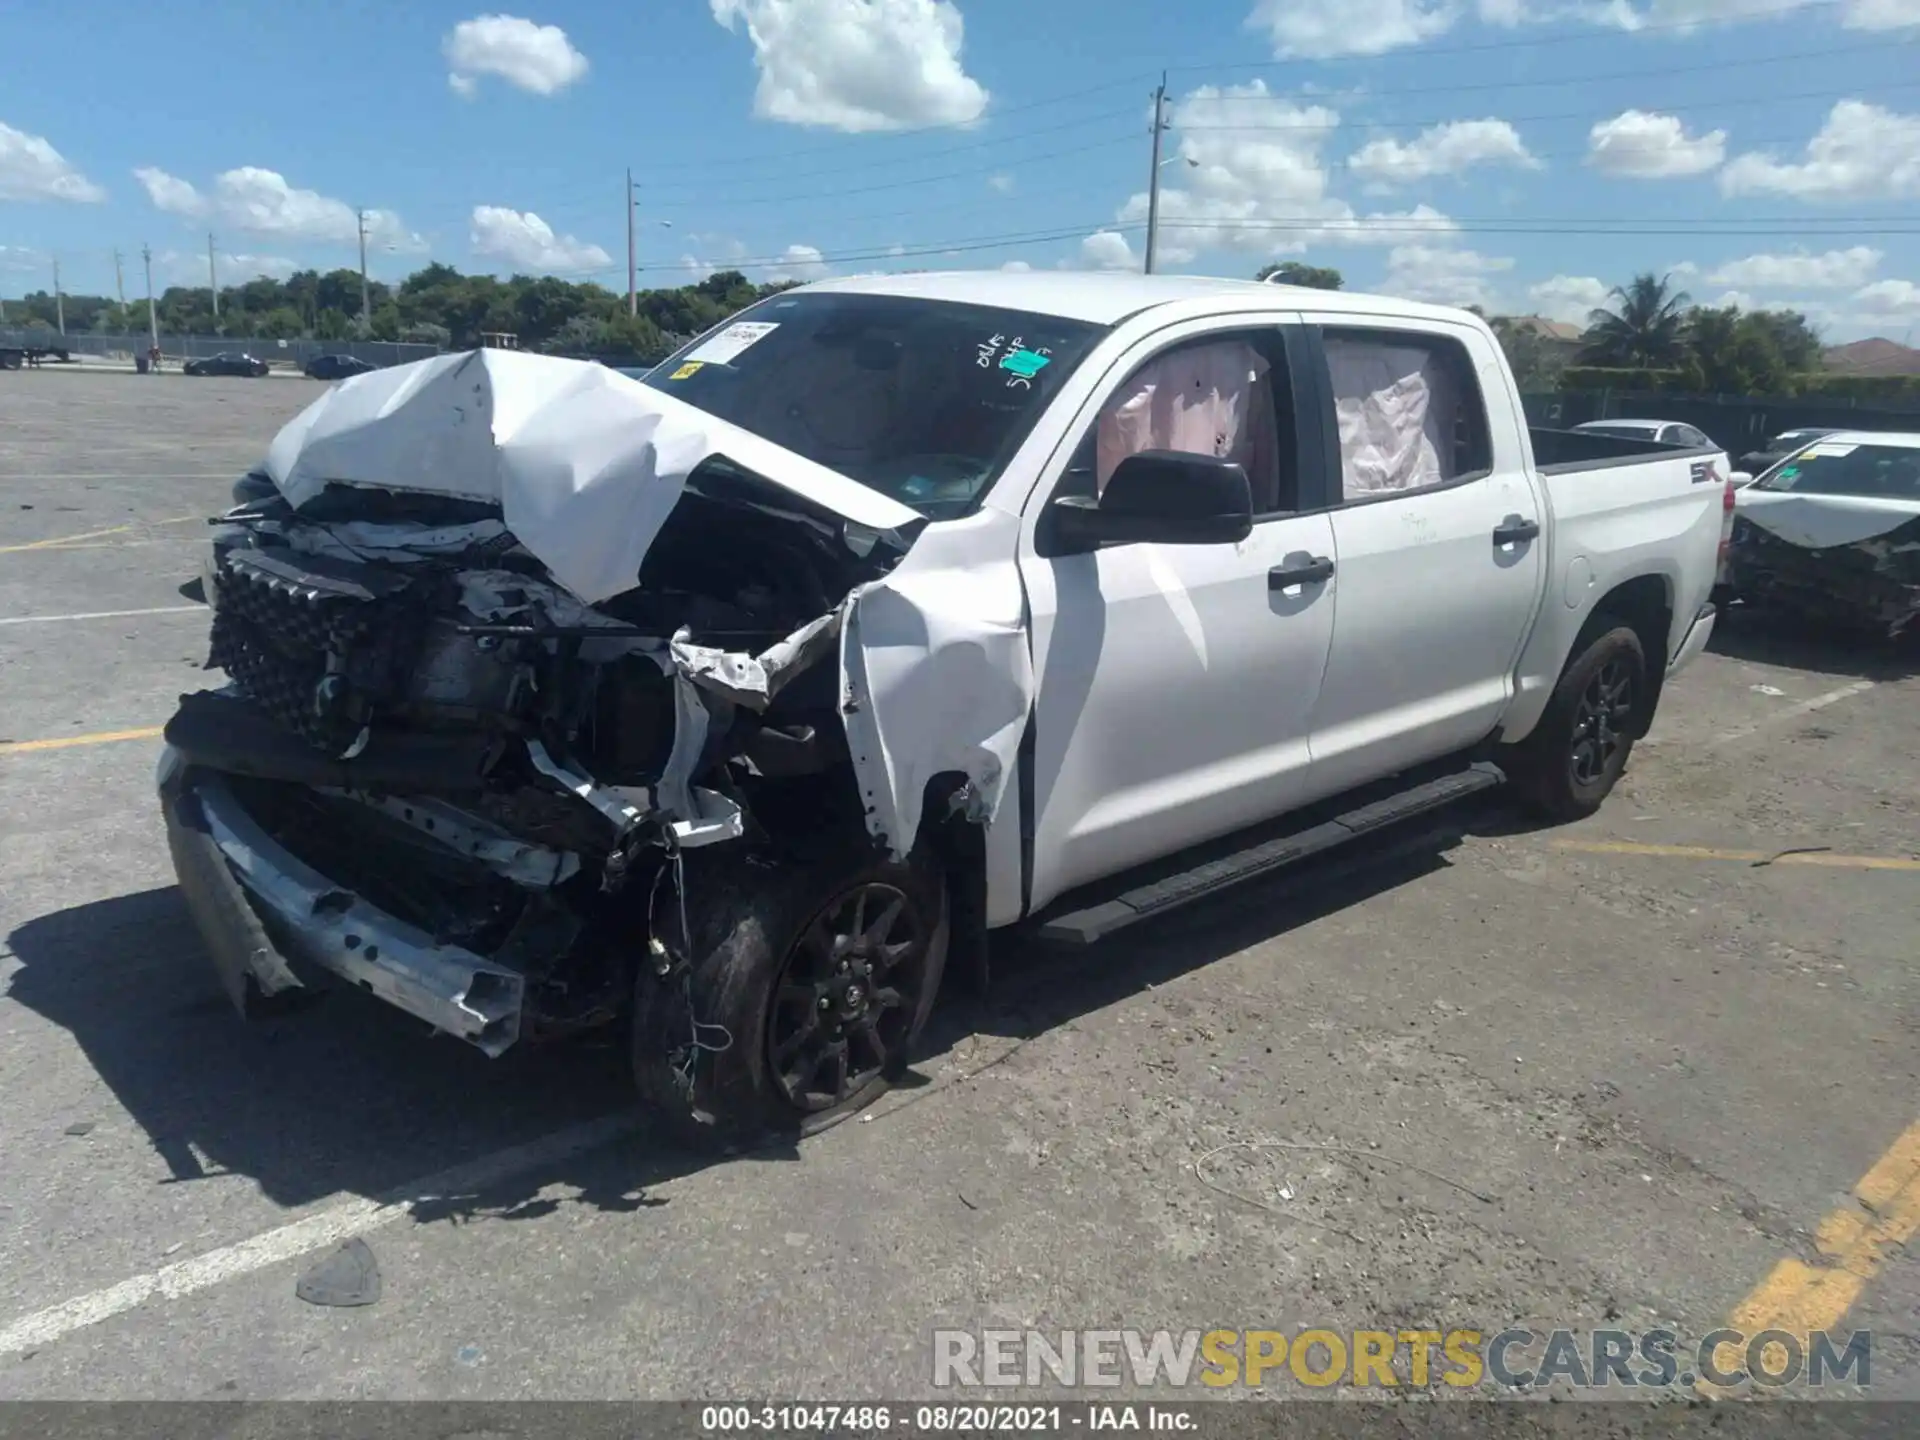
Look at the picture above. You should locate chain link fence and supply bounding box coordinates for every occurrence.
[0,328,441,370]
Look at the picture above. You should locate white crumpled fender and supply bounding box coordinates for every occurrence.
[1737,490,1920,550]
[264,349,918,605]
[835,512,1035,860]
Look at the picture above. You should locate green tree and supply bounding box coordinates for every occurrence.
[1256,261,1343,289]
[1579,272,1692,368]
[1488,316,1570,392]
[1740,309,1822,374]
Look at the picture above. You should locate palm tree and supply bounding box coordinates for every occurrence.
[1579,272,1692,367]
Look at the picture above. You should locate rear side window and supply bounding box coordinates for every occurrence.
[1321,329,1492,501]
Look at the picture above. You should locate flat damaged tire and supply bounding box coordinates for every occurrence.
[631,842,949,1152]
[1503,619,1647,824]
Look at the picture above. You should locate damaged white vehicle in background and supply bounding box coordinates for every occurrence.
[158,273,1727,1146]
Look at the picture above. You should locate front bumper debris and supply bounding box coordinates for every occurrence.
[161,757,526,1055]
[1728,517,1920,638]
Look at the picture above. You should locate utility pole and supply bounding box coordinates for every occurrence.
[1143,73,1169,275]
[113,249,126,306]
[626,168,638,317]
[208,233,220,326]
[53,257,65,334]
[143,243,158,350]
[356,208,371,332]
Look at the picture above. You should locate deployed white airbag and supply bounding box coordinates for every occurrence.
[264,349,919,605]
[1323,337,1459,497]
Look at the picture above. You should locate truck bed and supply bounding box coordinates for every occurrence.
[1529,425,1713,475]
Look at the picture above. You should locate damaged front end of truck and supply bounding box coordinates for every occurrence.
[158,347,1024,1142]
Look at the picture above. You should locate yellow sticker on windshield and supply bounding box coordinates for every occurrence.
[668,361,704,381]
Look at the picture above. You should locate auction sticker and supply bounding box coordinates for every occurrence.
[1802,442,1857,457]
[687,321,780,365]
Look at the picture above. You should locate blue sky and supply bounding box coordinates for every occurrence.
[3,0,1918,338]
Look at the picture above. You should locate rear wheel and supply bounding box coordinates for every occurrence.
[632,842,949,1151]
[1503,619,1647,823]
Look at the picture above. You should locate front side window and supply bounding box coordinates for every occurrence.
[1753,442,1920,499]
[1322,330,1491,500]
[642,292,1104,519]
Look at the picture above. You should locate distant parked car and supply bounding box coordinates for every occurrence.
[1573,418,1715,449]
[304,354,377,381]
[184,352,269,378]
[1736,427,1842,479]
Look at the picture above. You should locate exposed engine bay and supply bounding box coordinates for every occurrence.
[165,462,908,1046]
[158,347,1036,1069]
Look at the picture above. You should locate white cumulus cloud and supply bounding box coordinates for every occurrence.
[1528,274,1610,323]
[0,121,105,203]
[1382,244,1514,310]
[1720,100,1920,201]
[999,259,1032,272]
[1851,278,1920,316]
[1349,119,1539,187]
[470,206,612,272]
[1246,0,1456,58]
[1586,111,1726,178]
[710,0,988,132]
[1110,81,1458,260]
[763,242,829,283]
[445,14,589,97]
[1078,231,1138,271]
[1600,0,1920,33]
[1708,247,1882,289]
[133,166,205,216]
[130,164,425,253]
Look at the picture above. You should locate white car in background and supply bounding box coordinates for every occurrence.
[1725,430,1920,637]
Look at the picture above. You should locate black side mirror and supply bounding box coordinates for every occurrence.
[1047,450,1254,552]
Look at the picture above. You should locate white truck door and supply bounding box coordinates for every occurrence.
[1297,318,1546,797]
[1016,321,1339,913]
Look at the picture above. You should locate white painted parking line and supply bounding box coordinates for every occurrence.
[0,605,202,626]
[1706,680,1876,750]
[0,1112,640,1357]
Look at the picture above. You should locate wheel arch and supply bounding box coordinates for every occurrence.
[1579,573,1672,736]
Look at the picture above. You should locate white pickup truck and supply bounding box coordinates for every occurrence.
[157,272,1728,1146]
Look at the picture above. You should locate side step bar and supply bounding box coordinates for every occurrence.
[1036,761,1503,945]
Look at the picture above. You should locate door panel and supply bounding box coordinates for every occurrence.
[1300,320,1545,797]
[1020,512,1338,908]
[1306,477,1540,797]
[1013,315,1338,915]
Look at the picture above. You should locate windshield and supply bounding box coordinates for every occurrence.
[1753,441,1920,499]
[642,291,1105,518]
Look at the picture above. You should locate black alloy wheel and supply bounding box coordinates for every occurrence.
[766,881,934,1112]
[1569,656,1634,789]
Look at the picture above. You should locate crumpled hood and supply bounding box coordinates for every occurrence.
[1736,489,1920,550]
[263,348,921,604]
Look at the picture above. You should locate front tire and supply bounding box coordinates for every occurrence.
[1503,619,1648,823]
[632,842,949,1151]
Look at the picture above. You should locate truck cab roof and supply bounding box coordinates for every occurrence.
[796,270,1487,330]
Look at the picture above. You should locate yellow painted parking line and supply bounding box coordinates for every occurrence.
[0,515,201,554]
[1551,839,1920,872]
[0,726,164,756]
[1701,1119,1920,1396]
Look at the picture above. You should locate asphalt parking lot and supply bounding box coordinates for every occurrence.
[0,368,1915,1406]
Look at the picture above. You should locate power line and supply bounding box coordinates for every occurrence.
[632,75,1160,174]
